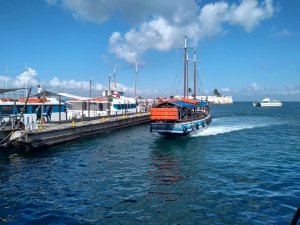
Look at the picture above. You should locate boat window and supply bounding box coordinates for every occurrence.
[51,105,58,113]
[0,106,13,115]
[27,106,33,114]
[17,106,28,113]
[31,105,39,114]
[98,103,103,111]
[66,103,73,110]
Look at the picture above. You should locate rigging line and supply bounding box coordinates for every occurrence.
[175,71,183,97]
[195,66,202,94]
[194,55,206,96]
[0,129,15,145]
[174,52,184,96]
[3,65,25,70]
[170,48,182,96]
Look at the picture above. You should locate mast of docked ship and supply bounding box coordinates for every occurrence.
[193,51,197,99]
[184,36,188,98]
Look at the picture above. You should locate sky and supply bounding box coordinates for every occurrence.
[0,0,299,101]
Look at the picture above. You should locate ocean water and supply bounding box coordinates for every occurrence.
[0,102,299,224]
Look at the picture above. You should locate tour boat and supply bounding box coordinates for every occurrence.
[253,97,282,107]
[150,37,211,137]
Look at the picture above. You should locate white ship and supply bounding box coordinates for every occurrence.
[253,97,282,107]
[65,90,138,119]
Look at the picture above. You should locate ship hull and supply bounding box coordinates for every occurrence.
[150,115,211,137]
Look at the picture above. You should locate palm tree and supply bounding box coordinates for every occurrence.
[213,89,221,97]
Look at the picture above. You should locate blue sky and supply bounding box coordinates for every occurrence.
[0,0,299,101]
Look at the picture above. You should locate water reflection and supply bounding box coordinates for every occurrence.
[147,136,210,204]
[147,138,188,201]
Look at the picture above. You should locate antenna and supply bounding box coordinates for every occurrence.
[134,62,138,97]
[89,76,92,97]
[25,62,28,96]
[108,73,111,91]
[193,51,197,99]
[4,66,8,97]
[184,36,187,98]
[113,64,117,90]
[5,65,8,89]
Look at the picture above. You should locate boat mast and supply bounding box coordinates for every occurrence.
[5,65,8,98]
[184,36,188,98]
[89,76,92,97]
[193,51,196,99]
[24,62,28,97]
[108,74,111,91]
[134,62,138,97]
[113,64,116,90]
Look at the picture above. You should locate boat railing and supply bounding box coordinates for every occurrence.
[177,112,209,122]
[0,115,24,131]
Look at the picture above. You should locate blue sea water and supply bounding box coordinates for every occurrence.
[0,102,299,224]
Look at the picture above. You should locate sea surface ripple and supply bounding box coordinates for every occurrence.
[0,102,299,224]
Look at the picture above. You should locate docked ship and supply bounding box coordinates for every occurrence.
[253,97,282,107]
[65,89,138,118]
[150,37,211,137]
[0,88,65,143]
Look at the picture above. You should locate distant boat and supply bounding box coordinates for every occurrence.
[253,97,282,107]
[150,36,211,137]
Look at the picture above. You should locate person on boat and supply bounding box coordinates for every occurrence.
[46,105,52,123]
[37,84,43,94]
[36,106,42,123]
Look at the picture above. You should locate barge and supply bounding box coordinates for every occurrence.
[3,112,149,151]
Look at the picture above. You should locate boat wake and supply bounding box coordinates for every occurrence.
[196,116,284,137]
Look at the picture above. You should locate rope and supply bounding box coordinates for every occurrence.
[291,206,300,225]
[0,130,13,145]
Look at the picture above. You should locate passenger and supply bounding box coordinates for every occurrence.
[46,106,52,123]
[36,106,42,123]
[37,84,43,94]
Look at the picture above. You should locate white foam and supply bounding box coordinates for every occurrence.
[194,116,283,137]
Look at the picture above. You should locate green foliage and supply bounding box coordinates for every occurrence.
[108,96,113,102]
[213,89,221,97]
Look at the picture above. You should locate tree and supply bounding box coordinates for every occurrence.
[213,89,221,97]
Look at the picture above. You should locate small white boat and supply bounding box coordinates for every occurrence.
[253,97,282,107]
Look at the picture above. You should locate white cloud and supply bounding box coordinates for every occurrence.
[271,28,295,38]
[221,88,230,92]
[1,68,39,89]
[108,0,275,63]
[109,17,183,64]
[282,85,300,95]
[1,69,106,95]
[48,76,104,93]
[228,0,274,32]
[46,0,58,6]
[49,0,197,24]
[249,82,263,91]
[48,0,275,64]
[14,68,39,88]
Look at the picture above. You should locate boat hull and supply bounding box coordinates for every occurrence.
[253,97,282,107]
[150,115,211,137]
[253,102,282,107]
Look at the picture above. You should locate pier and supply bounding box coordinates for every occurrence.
[5,112,150,151]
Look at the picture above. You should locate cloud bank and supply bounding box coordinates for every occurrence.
[2,68,299,99]
[47,0,275,63]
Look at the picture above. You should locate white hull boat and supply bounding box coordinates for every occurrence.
[253,97,282,107]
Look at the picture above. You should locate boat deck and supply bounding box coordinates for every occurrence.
[5,112,150,150]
